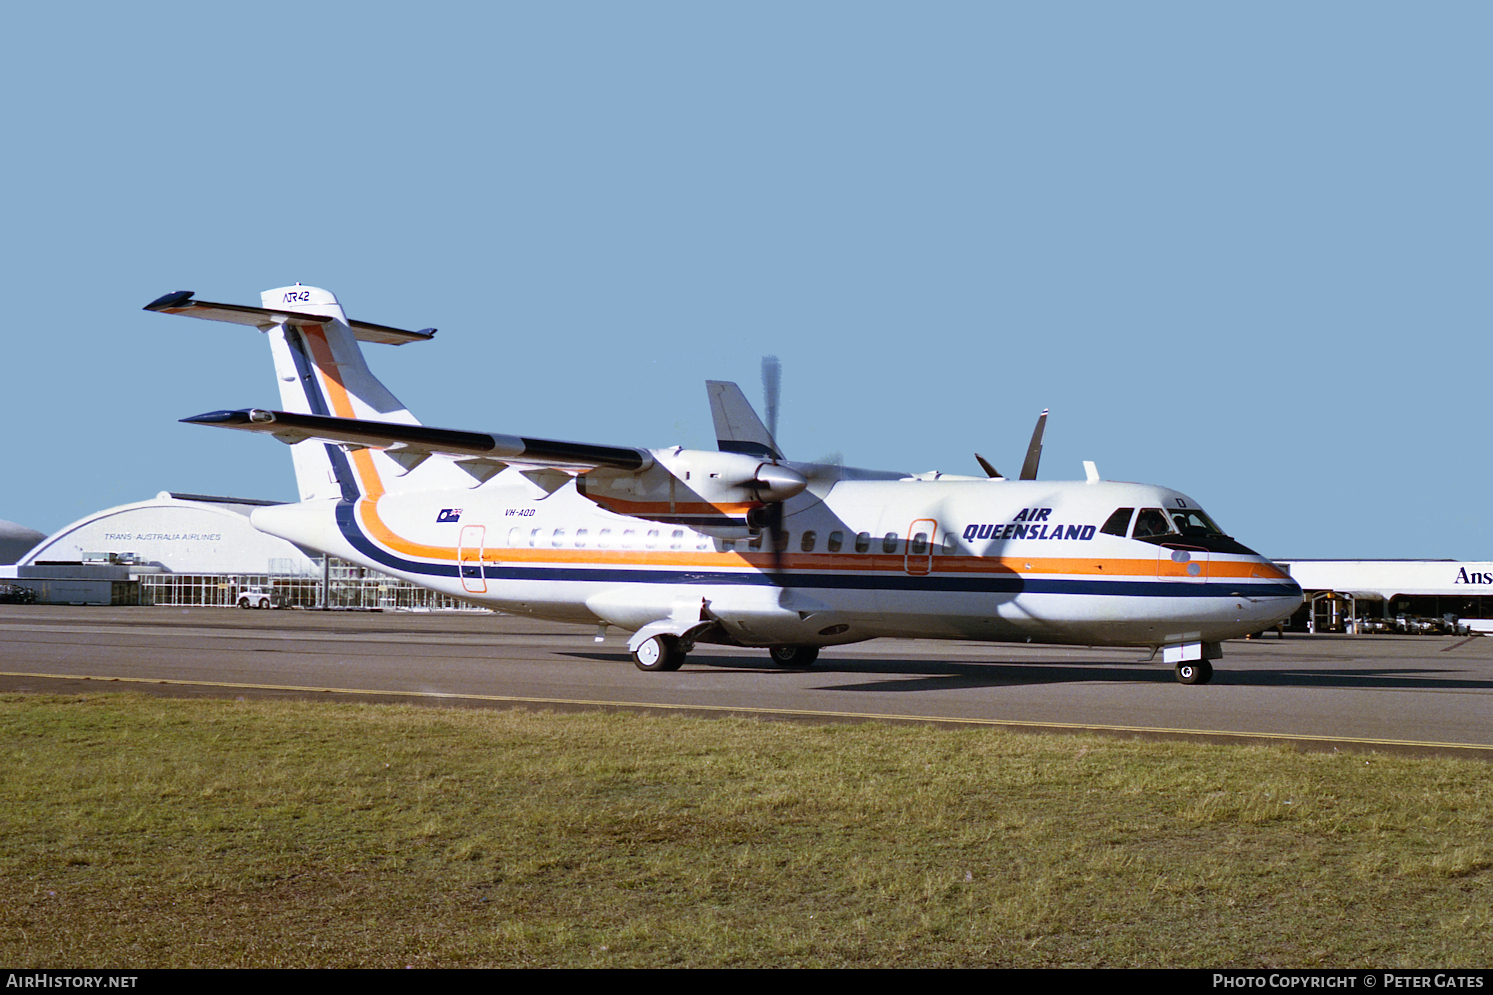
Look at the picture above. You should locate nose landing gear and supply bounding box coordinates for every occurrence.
[1175,659,1214,685]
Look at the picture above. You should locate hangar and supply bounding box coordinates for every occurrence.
[0,492,475,610]
[0,519,47,567]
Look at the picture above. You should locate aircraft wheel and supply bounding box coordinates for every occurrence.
[768,645,819,668]
[633,634,685,672]
[238,597,251,609]
[1175,659,1213,685]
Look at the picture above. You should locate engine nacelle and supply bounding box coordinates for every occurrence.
[575,448,806,533]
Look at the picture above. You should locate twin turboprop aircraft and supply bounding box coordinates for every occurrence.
[145,285,1302,684]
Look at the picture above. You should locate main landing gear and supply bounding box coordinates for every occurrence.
[630,639,822,672]
[632,634,687,672]
[768,645,819,668]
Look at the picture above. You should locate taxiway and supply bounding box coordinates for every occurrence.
[1,606,1489,757]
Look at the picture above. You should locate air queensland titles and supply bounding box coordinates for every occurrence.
[963,507,1097,544]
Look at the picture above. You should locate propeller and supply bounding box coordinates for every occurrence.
[756,355,788,583]
[1019,408,1048,480]
[976,408,1048,480]
[761,355,781,443]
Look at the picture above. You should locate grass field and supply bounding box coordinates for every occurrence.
[1,693,1489,968]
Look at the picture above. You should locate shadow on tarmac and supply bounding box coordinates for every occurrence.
[559,650,1493,692]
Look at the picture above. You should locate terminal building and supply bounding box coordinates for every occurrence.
[1275,559,1493,634]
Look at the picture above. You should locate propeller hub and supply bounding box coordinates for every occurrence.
[750,463,808,503]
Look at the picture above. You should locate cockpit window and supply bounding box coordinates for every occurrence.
[1132,509,1174,538]
[1100,508,1134,537]
[1129,504,1260,555]
[1171,509,1226,537]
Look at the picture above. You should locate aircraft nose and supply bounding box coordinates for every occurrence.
[1243,577,1304,625]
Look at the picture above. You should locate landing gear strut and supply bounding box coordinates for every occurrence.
[632,634,686,672]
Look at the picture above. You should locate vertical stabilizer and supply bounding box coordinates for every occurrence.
[707,380,783,460]
[146,284,451,502]
[260,285,420,502]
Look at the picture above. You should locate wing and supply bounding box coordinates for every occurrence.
[182,408,653,473]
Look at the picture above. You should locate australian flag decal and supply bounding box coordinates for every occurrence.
[436,508,462,523]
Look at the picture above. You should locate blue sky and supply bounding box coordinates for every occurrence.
[3,2,1487,559]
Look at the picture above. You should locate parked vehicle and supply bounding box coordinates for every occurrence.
[236,586,280,609]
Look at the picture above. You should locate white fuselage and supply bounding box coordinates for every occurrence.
[251,454,1303,652]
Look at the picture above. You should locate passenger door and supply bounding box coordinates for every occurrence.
[459,524,487,594]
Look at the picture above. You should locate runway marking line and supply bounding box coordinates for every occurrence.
[5,669,1492,756]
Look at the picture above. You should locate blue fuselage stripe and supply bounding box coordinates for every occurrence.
[332,501,1297,600]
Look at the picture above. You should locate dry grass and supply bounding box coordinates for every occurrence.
[0,693,1489,967]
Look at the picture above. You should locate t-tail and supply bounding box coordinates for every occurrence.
[145,284,439,503]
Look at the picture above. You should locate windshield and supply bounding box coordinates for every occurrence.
[1130,505,1259,555]
[1170,508,1227,538]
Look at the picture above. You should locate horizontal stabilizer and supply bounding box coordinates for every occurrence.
[182,409,653,472]
[144,291,436,345]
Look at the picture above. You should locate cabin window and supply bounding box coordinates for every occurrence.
[882,532,899,554]
[621,529,636,549]
[574,528,588,548]
[800,531,817,552]
[598,528,611,549]
[1100,508,1134,537]
[943,532,958,554]
[645,529,660,549]
[1132,509,1174,539]
[551,529,566,548]
[773,530,791,553]
[529,528,543,547]
[854,532,871,553]
[670,529,685,550]
[697,535,711,551]
[827,531,844,552]
[909,532,928,555]
[746,534,763,550]
[508,528,522,547]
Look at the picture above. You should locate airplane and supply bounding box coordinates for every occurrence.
[144,284,1303,685]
